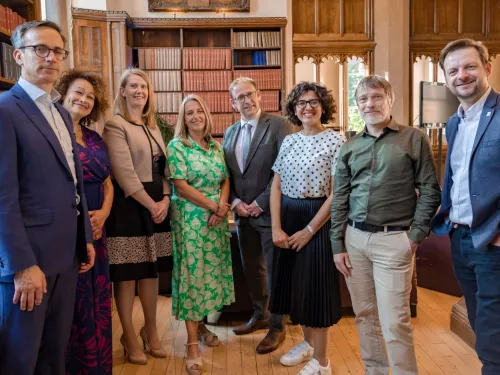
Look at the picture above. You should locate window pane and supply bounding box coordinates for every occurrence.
[347,58,367,133]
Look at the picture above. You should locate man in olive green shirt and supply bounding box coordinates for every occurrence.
[330,75,441,375]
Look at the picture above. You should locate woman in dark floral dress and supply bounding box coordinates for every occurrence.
[56,70,113,375]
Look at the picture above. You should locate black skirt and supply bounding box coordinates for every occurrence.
[106,158,173,282]
[270,195,342,328]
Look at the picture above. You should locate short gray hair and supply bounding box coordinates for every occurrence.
[355,75,395,104]
[229,77,258,99]
[11,20,66,49]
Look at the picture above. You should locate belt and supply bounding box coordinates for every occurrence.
[348,219,410,233]
[453,223,470,230]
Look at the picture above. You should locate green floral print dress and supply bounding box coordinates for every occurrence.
[167,137,235,321]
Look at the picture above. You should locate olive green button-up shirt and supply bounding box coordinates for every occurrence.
[330,119,441,254]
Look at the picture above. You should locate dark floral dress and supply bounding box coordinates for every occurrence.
[65,126,112,375]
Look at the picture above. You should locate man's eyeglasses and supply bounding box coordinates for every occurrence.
[19,45,69,61]
[296,99,321,109]
[234,91,258,103]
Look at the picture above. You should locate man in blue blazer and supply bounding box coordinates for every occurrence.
[0,21,94,374]
[432,39,500,374]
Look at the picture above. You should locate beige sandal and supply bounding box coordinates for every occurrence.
[185,342,203,375]
[197,326,220,347]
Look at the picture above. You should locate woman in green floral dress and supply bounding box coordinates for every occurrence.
[167,94,235,375]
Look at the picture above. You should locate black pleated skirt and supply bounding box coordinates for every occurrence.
[270,195,342,328]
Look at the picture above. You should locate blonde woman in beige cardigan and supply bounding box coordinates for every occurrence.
[103,69,172,365]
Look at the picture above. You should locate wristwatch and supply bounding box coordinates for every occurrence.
[306,224,315,234]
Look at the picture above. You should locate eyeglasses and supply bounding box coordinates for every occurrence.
[19,45,69,61]
[234,91,258,103]
[296,99,321,109]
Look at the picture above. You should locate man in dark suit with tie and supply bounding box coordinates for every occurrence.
[432,39,500,374]
[223,77,292,354]
[0,21,94,374]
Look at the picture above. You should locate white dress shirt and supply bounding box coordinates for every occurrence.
[18,77,79,197]
[231,109,261,210]
[449,87,491,226]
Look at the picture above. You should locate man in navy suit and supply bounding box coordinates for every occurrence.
[432,39,500,374]
[0,21,94,374]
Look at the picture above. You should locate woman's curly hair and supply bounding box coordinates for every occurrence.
[55,69,109,127]
[284,81,337,126]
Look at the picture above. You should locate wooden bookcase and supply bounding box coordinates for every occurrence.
[127,17,287,141]
[0,0,40,90]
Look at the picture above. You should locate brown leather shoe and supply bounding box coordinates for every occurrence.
[232,315,269,335]
[256,329,285,354]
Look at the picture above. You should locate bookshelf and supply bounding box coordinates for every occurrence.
[0,0,39,90]
[126,18,287,140]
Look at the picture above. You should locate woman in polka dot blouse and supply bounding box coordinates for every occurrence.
[269,81,346,375]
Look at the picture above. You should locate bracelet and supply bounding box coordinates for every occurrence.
[163,193,171,199]
[306,224,315,234]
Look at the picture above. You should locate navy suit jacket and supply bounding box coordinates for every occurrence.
[0,83,92,279]
[431,89,500,250]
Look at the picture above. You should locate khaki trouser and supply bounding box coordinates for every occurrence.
[345,225,417,375]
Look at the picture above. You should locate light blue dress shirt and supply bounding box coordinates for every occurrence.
[449,87,491,226]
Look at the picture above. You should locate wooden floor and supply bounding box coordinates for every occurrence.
[112,287,481,375]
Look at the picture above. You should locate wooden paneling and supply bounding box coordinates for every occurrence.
[462,0,484,35]
[411,0,489,41]
[411,0,436,37]
[344,0,366,34]
[318,0,340,35]
[437,0,459,35]
[292,0,315,35]
[488,0,500,38]
[131,29,181,48]
[110,22,127,103]
[74,20,107,74]
[72,19,111,110]
[293,0,373,41]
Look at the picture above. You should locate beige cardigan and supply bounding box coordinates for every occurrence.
[103,114,170,197]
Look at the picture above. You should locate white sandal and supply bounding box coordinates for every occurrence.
[185,342,203,375]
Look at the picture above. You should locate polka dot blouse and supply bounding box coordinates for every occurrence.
[272,128,346,199]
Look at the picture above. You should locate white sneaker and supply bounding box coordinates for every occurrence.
[280,341,314,366]
[297,358,331,375]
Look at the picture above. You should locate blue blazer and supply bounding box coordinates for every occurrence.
[431,89,500,250]
[0,83,92,279]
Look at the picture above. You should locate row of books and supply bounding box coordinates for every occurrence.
[156,114,235,134]
[233,51,281,66]
[155,92,183,114]
[146,70,181,92]
[233,31,280,48]
[183,71,233,92]
[156,91,280,114]
[185,92,233,113]
[149,69,282,92]
[1,43,20,81]
[0,6,27,35]
[211,114,234,134]
[183,49,232,70]
[137,48,181,70]
[233,69,282,90]
[158,114,178,127]
[158,112,282,134]
[259,91,280,112]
